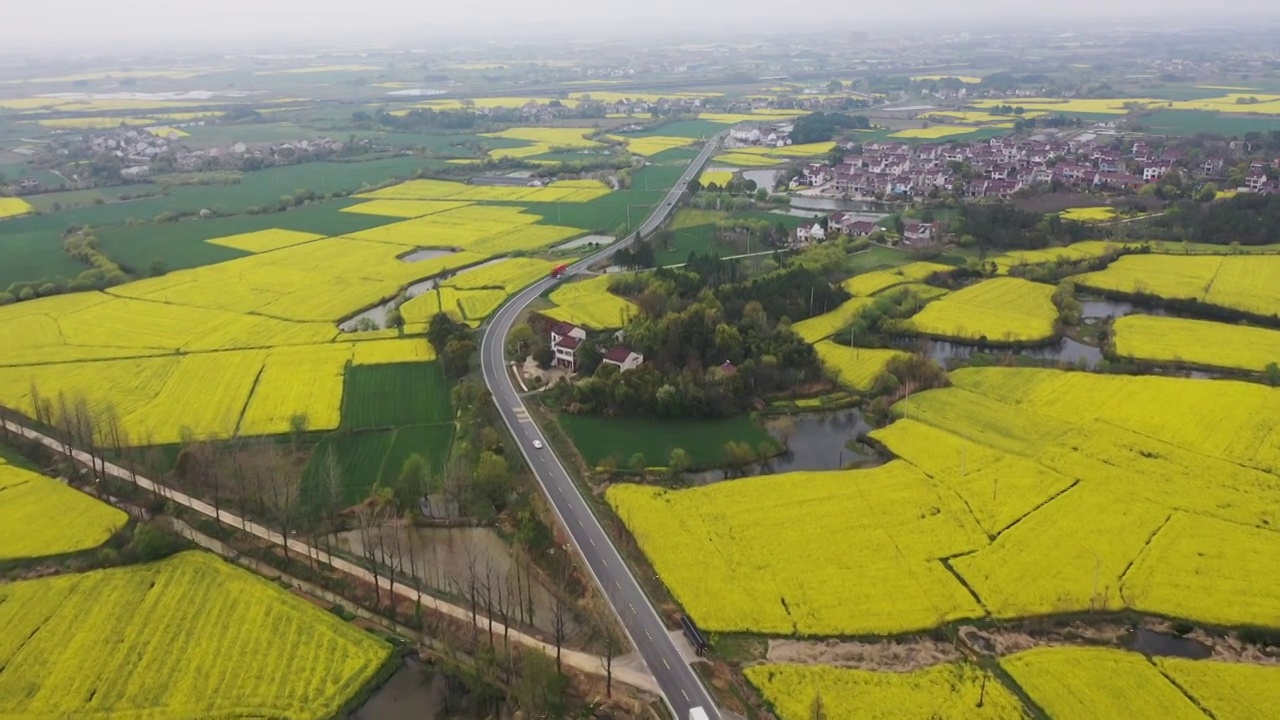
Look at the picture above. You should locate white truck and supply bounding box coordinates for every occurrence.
[689,708,710,720]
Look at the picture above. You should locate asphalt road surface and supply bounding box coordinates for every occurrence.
[480,134,725,720]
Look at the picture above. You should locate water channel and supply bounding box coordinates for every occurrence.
[337,257,505,332]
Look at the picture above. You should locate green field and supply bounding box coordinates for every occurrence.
[0,158,428,285]
[341,361,454,430]
[559,413,779,469]
[304,423,455,505]
[378,423,455,486]
[0,227,91,289]
[846,245,910,274]
[95,199,394,273]
[530,162,687,233]
[656,210,804,266]
[625,119,725,139]
[1139,109,1280,136]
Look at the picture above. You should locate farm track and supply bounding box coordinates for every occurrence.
[0,417,659,695]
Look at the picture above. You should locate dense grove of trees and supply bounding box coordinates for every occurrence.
[560,263,839,418]
[1144,193,1280,246]
[955,202,1099,251]
[788,112,871,144]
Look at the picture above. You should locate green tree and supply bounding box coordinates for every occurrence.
[1197,182,1218,202]
[1265,362,1280,387]
[628,452,647,472]
[394,453,428,512]
[148,258,168,277]
[668,447,691,474]
[440,338,476,378]
[512,649,568,717]
[577,337,604,376]
[288,412,309,451]
[473,451,511,515]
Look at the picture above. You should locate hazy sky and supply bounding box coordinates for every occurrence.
[4,0,1278,52]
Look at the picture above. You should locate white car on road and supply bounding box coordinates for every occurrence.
[532,440,544,449]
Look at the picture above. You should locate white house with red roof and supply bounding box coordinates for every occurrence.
[550,322,587,370]
[602,346,644,372]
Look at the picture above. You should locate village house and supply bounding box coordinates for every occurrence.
[903,221,940,244]
[602,346,644,372]
[550,322,587,371]
[794,222,826,245]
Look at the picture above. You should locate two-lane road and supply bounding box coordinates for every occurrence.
[480,134,724,720]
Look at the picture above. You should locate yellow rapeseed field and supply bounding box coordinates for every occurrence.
[1075,254,1280,318]
[921,110,1043,124]
[746,663,1024,720]
[1001,647,1209,720]
[444,257,565,293]
[790,297,876,343]
[843,261,953,296]
[36,116,158,129]
[480,127,607,159]
[1122,513,1280,628]
[606,460,988,635]
[237,344,350,436]
[904,277,1058,343]
[0,197,35,219]
[0,551,390,718]
[889,125,985,139]
[814,342,908,390]
[1059,206,1117,222]
[700,112,805,124]
[358,178,610,203]
[1155,656,1280,720]
[350,337,437,365]
[990,240,1138,274]
[206,228,324,253]
[712,152,786,167]
[616,366,1280,636]
[699,169,736,188]
[543,275,637,329]
[613,135,697,156]
[339,199,474,219]
[0,460,127,560]
[1113,315,1280,372]
[729,142,836,158]
[971,93,1280,116]
[144,125,190,138]
[912,75,984,83]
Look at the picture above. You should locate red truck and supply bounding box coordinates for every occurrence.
[550,263,569,279]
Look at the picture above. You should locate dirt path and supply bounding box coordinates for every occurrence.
[3,418,658,695]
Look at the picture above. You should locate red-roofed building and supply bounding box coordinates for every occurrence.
[550,323,587,370]
[602,345,644,372]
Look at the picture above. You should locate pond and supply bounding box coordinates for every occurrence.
[554,233,615,251]
[330,526,583,640]
[742,168,782,191]
[903,337,1105,370]
[685,409,880,483]
[1123,628,1212,659]
[789,196,895,214]
[353,657,446,720]
[399,249,456,263]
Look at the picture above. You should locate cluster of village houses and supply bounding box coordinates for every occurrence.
[793,135,1279,200]
[548,322,644,373]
